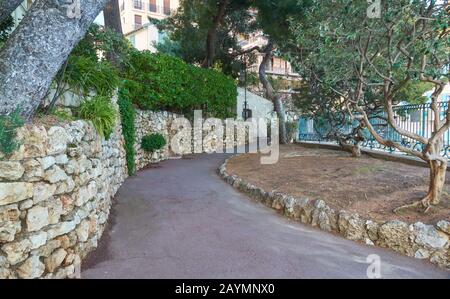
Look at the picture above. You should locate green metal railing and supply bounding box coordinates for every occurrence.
[298,102,450,157]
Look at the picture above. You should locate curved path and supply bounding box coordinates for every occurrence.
[82,154,449,279]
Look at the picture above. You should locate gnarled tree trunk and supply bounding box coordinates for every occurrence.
[423,158,447,206]
[258,41,288,144]
[0,0,24,25]
[337,137,361,158]
[0,0,109,119]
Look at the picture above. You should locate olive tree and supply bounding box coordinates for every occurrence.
[289,0,450,212]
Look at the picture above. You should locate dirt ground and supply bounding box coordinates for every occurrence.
[226,144,450,224]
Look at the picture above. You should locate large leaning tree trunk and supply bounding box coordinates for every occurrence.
[0,0,24,25]
[258,41,288,144]
[0,0,109,119]
[201,0,229,68]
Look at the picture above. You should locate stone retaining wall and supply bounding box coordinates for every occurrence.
[0,113,127,278]
[0,98,251,278]
[134,110,181,170]
[219,157,450,270]
[134,110,251,171]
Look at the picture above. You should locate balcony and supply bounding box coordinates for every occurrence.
[131,1,171,15]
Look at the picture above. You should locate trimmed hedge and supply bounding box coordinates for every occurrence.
[124,51,237,119]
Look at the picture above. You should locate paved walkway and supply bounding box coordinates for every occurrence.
[82,154,449,279]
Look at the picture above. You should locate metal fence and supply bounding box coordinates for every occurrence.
[298,102,450,158]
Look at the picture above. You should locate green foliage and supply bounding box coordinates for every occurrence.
[51,109,76,122]
[141,133,167,153]
[118,88,136,176]
[64,55,119,98]
[155,0,256,77]
[0,16,14,47]
[78,96,118,139]
[0,110,25,157]
[124,51,237,118]
[48,24,132,111]
[395,81,434,104]
[71,24,134,68]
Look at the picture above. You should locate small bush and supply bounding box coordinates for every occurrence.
[78,96,118,139]
[0,110,25,157]
[141,133,167,153]
[118,88,136,175]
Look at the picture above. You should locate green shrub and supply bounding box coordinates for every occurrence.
[118,88,136,175]
[0,110,25,157]
[78,96,118,139]
[64,55,119,97]
[124,51,237,118]
[0,16,14,47]
[141,133,167,153]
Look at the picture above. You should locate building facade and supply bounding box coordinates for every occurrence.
[238,31,299,79]
[120,0,179,52]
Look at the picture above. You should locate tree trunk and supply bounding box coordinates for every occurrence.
[394,154,447,214]
[423,159,447,206]
[201,0,229,68]
[103,0,122,35]
[103,0,123,68]
[337,137,361,158]
[258,41,288,144]
[0,0,109,119]
[0,0,24,25]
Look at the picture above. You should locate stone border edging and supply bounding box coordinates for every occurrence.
[219,156,450,270]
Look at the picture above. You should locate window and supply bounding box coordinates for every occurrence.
[149,0,157,12]
[129,35,136,47]
[133,0,143,10]
[134,14,142,29]
[163,0,171,15]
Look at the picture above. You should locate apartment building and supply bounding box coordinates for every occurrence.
[120,0,179,52]
[238,31,299,79]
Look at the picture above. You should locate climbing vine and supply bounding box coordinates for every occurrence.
[118,87,136,176]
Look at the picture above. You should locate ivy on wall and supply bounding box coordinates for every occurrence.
[118,87,136,176]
